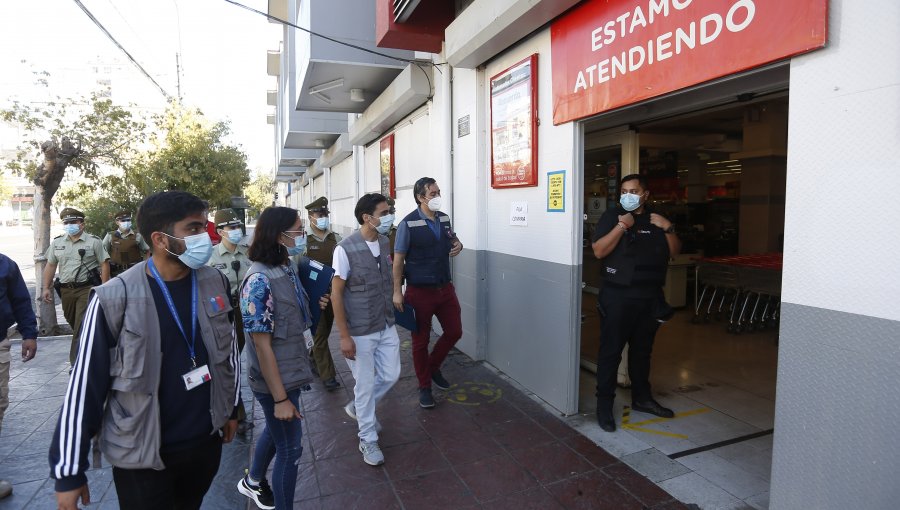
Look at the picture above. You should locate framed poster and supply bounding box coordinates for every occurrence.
[490,54,538,188]
[380,134,395,198]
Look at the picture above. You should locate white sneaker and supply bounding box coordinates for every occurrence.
[344,401,357,420]
[359,440,385,466]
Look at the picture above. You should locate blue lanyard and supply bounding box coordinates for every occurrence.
[283,265,310,327]
[148,258,198,367]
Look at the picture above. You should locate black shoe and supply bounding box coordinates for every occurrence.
[430,370,451,390]
[419,388,435,408]
[596,408,616,432]
[236,420,254,436]
[237,475,275,509]
[323,377,341,391]
[631,399,674,418]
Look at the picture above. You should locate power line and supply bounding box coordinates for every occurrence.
[71,0,172,100]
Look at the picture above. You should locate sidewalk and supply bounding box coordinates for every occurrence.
[0,328,689,509]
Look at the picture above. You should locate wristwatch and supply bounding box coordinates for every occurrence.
[664,225,676,234]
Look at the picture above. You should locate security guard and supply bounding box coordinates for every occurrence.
[303,197,341,391]
[41,207,110,365]
[385,197,398,255]
[590,174,681,432]
[102,210,149,276]
[206,208,253,432]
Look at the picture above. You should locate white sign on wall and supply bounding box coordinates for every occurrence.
[510,201,528,226]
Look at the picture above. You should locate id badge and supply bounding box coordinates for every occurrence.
[182,364,211,391]
[303,329,314,350]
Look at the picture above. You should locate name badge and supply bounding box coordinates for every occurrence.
[303,329,314,350]
[182,364,211,390]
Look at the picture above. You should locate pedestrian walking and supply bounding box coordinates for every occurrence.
[332,193,400,467]
[0,252,38,500]
[41,207,110,365]
[391,177,463,408]
[102,209,149,277]
[237,206,319,510]
[49,191,240,510]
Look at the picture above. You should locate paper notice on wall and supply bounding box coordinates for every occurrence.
[510,202,528,226]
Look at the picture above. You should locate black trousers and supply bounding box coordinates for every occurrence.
[112,435,222,510]
[595,288,663,408]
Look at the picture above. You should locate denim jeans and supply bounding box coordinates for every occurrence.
[345,325,401,443]
[250,388,304,509]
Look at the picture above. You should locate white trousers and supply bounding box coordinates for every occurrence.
[345,325,401,443]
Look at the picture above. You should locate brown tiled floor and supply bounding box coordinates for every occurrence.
[244,328,689,509]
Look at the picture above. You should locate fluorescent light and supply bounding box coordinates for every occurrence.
[309,78,344,95]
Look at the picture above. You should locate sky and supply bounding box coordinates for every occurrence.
[0,0,282,173]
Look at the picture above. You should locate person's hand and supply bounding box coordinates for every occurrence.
[222,419,238,443]
[22,339,37,362]
[56,484,90,510]
[392,290,404,312]
[319,293,330,310]
[42,288,53,303]
[274,400,302,421]
[340,335,356,360]
[649,213,671,231]
[618,213,635,229]
[449,239,463,257]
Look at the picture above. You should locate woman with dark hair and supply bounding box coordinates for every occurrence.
[236,206,318,509]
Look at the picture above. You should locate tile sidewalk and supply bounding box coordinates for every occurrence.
[0,328,690,509]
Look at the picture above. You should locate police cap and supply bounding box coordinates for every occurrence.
[60,207,85,221]
[115,210,132,220]
[214,209,243,228]
[305,196,329,214]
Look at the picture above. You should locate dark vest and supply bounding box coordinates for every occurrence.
[401,209,453,287]
[305,231,339,266]
[601,207,670,288]
[109,231,142,267]
[338,231,395,336]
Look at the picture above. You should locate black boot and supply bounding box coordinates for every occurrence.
[596,402,616,432]
[631,398,674,418]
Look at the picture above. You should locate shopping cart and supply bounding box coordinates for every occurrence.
[693,253,783,334]
[692,260,741,323]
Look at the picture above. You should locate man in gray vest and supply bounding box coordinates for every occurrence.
[331,193,400,467]
[49,191,240,510]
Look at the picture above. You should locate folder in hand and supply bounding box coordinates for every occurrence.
[394,303,418,333]
[296,257,335,335]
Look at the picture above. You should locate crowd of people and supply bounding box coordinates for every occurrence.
[0,173,680,509]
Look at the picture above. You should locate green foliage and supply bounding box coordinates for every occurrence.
[243,172,275,219]
[57,182,142,238]
[0,173,14,202]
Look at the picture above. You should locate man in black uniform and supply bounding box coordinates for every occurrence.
[590,174,681,432]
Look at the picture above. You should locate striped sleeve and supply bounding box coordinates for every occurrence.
[49,294,112,492]
[230,309,241,416]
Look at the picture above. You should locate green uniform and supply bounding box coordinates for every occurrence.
[46,233,109,363]
[102,229,149,276]
[305,226,341,383]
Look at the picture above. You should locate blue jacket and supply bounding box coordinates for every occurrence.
[0,253,38,340]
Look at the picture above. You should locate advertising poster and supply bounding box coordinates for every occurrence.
[491,54,538,188]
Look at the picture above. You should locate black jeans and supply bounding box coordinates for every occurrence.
[112,435,222,510]
[595,288,663,408]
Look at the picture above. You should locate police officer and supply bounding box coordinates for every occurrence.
[42,208,110,365]
[207,208,253,432]
[590,174,681,432]
[385,197,398,255]
[102,210,149,277]
[391,177,463,409]
[303,197,341,391]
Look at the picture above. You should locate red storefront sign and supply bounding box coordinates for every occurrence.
[551,0,827,125]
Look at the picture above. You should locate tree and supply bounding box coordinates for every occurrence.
[1,93,146,335]
[0,173,13,203]
[243,172,275,220]
[139,104,249,209]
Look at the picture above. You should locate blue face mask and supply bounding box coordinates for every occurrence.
[315,217,329,231]
[164,232,213,269]
[63,224,81,236]
[376,214,395,235]
[282,233,307,256]
[118,221,132,231]
[226,229,243,244]
[620,193,642,212]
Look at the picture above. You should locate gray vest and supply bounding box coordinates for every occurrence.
[92,262,236,470]
[339,231,395,336]
[242,263,313,394]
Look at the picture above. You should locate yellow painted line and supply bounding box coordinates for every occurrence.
[628,407,711,427]
[621,424,689,439]
[619,407,711,439]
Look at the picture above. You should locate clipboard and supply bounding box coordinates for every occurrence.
[394,303,418,333]
[296,257,335,335]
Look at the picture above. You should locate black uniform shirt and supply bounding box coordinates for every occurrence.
[592,205,669,297]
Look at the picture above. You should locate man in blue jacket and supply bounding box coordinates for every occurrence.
[0,252,39,499]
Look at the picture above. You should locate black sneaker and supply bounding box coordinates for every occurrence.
[323,377,341,391]
[237,474,275,509]
[631,399,674,419]
[419,388,435,409]
[430,370,451,390]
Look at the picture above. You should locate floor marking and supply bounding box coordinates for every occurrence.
[667,429,774,459]
[445,382,502,406]
[621,406,711,439]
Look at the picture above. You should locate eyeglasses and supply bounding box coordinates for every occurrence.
[620,189,644,196]
[281,230,306,240]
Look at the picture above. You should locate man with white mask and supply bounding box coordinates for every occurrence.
[391,177,463,409]
[103,210,150,277]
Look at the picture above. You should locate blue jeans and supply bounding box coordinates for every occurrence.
[250,388,304,509]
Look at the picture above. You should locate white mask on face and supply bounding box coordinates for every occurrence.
[425,195,442,212]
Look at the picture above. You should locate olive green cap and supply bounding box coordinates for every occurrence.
[115,210,132,220]
[60,207,85,221]
[305,196,329,213]
[214,209,242,227]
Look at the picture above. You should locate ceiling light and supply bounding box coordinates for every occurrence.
[309,78,344,95]
[350,88,365,102]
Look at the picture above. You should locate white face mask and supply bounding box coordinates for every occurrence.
[118,221,132,231]
[425,195,442,212]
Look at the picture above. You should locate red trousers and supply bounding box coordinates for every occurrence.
[405,283,463,389]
